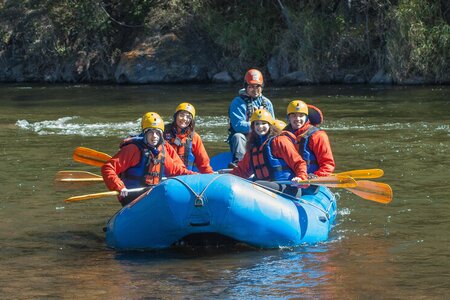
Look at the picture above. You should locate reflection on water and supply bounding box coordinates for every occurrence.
[0,83,449,298]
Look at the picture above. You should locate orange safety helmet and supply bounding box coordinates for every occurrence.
[250,108,274,124]
[175,102,196,119]
[287,100,309,115]
[244,69,264,86]
[141,112,165,132]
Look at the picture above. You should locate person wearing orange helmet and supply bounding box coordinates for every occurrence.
[229,109,307,197]
[285,100,335,178]
[102,112,196,206]
[163,102,213,174]
[228,68,275,166]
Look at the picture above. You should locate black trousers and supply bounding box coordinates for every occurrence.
[254,181,302,198]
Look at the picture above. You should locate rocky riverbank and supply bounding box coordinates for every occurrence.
[1,2,448,85]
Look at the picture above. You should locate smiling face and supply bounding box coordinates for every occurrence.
[288,113,308,130]
[175,110,193,129]
[144,129,161,147]
[246,84,262,98]
[253,120,271,136]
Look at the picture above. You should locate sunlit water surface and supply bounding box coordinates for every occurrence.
[0,84,449,299]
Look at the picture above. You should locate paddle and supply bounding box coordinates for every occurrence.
[276,175,357,188]
[346,180,393,204]
[73,147,111,167]
[218,168,384,179]
[335,169,384,179]
[55,170,103,182]
[64,187,147,202]
[69,148,391,203]
[277,178,392,204]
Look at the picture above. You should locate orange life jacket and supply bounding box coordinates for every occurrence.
[164,124,195,170]
[120,135,166,187]
[250,132,297,181]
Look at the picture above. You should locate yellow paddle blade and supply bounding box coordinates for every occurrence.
[55,170,103,182]
[336,169,384,179]
[73,147,112,167]
[347,180,393,204]
[64,191,119,202]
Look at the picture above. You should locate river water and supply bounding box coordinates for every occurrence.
[0,83,448,299]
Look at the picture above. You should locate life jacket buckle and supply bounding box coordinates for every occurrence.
[174,137,182,146]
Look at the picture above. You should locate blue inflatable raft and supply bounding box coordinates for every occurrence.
[105,174,337,250]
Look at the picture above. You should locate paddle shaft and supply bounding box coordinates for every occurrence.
[276,175,357,188]
[335,169,384,179]
[55,170,104,183]
[219,168,384,179]
[64,187,147,202]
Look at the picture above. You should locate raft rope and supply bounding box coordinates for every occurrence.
[169,174,227,207]
[168,175,333,219]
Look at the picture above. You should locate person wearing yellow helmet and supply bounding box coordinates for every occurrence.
[101,112,196,206]
[229,109,308,197]
[228,68,275,166]
[285,100,335,178]
[163,102,213,174]
[273,119,287,131]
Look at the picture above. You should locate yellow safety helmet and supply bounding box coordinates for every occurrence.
[175,102,196,119]
[287,100,308,115]
[273,119,287,131]
[250,108,274,124]
[141,112,164,132]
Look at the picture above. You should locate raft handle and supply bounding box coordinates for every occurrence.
[189,221,211,227]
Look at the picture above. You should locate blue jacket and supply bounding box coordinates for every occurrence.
[229,92,274,134]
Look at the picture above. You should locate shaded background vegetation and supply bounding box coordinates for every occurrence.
[0,0,448,83]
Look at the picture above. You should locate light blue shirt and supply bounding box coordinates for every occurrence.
[229,93,275,134]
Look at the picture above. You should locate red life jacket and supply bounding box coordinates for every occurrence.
[250,132,297,181]
[163,124,195,170]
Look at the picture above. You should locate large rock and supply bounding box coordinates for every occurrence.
[343,73,366,84]
[267,55,290,81]
[275,71,313,85]
[370,69,393,84]
[115,33,213,84]
[211,71,234,83]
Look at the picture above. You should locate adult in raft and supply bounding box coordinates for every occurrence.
[163,102,213,174]
[227,68,275,166]
[229,108,308,197]
[285,100,335,178]
[102,112,196,206]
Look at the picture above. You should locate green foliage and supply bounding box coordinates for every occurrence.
[0,0,448,83]
[195,1,281,69]
[144,0,204,32]
[387,0,450,82]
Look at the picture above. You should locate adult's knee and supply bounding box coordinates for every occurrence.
[230,133,246,144]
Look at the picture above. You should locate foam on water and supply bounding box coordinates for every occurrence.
[16,116,141,137]
[15,115,230,141]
